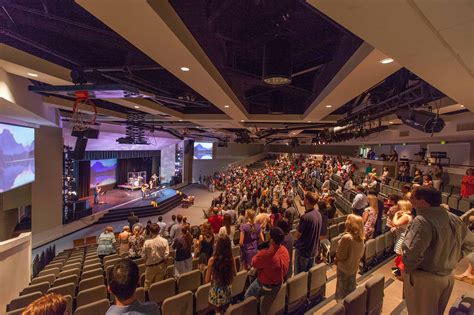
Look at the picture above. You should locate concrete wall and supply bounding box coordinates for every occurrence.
[31,126,63,244]
[0,233,32,311]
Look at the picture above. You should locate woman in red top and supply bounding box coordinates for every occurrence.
[461,168,474,198]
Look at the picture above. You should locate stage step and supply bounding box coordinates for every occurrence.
[95,194,184,224]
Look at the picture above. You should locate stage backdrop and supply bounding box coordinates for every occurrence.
[90,159,117,188]
[117,158,153,186]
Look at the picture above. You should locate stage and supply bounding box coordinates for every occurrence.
[82,187,177,214]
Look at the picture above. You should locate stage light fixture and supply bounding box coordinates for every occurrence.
[396,109,445,133]
[262,37,292,85]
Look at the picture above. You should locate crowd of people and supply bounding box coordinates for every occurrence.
[21,154,474,315]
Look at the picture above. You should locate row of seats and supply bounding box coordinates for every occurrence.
[323,275,385,315]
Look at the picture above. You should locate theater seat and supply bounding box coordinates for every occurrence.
[37,267,60,278]
[148,278,176,305]
[7,292,43,312]
[362,239,376,271]
[225,296,258,315]
[73,299,110,315]
[79,275,104,292]
[308,263,327,302]
[231,270,248,299]
[48,282,76,299]
[161,291,194,315]
[31,274,55,286]
[375,235,385,260]
[81,268,103,280]
[260,283,287,315]
[365,275,385,315]
[76,285,107,308]
[343,287,367,315]
[458,199,472,213]
[287,272,308,314]
[177,270,202,293]
[322,302,345,315]
[21,281,50,296]
[195,283,211,315]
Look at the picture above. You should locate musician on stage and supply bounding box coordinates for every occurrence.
[94,183,102,204]
[151,173,159,187]
[141,184,148,199]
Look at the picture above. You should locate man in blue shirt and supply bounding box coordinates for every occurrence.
[106,259,160,315]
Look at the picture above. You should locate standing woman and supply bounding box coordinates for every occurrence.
[118,226,131,257]
[173,225,193,277]
[97,226,116,260]
[196,222,215,270]
[218,213,236,242]
[391,200,413,273]
[128,225,145,259]
[205,236,237,314]
[461,168,474,198]
[240,209,264,270]
[362,193,378,240]
[335,214,365,301]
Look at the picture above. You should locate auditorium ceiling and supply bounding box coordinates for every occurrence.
[0,0,472,144]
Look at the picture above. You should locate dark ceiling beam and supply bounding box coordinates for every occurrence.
[4,3,120,38]
[2,29,81,66]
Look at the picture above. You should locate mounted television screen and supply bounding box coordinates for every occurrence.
[90,159,117,188]
[194,142,213,160]
[0,123,35,193]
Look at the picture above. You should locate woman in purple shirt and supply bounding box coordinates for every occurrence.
[239,209,264,270]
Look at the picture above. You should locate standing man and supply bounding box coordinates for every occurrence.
[106,259,160,315]
[127,212,139,230]
[352,186,368,216]
[294,192,322,274]
[402,187,469,315]
[208,208,224,234]
[169,214,184,243]
[157,216,167,236]
[94,183,101,204]
[142,223,169,290]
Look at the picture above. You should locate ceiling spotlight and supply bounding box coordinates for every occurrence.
[389,121,393,124]
[325,105,332,108]
[307,120,311,123]
[379,58,394,64]
[262,37,292,85]
[27,73,38,77]
[461,105,465,107]
[224,105,229,108]
[180,67,190,72]
[179,119,183,122]
[240,120,245,122]
[134,105,140,109]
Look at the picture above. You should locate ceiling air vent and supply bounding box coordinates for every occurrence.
[457,123,474,132]
[399,131,410,137]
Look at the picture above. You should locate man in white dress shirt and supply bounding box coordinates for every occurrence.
[352,185,368,216]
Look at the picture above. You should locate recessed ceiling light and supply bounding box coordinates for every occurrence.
[307,120,311,123]
[461,105,465,107]
[240,120,244,122]
[224,105,229,108]
[179,119,183,122]
[27,73,38,77]
[389,121,393,124]
[379,58,394,64]
[180,67,190,72]
[134,105,140,109]
[325,105,332,108]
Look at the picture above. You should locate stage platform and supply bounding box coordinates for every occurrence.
[95,188,185,224]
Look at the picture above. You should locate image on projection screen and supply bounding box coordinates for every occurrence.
[90,159,117,188]
[194,142,213,160]
[0,123,35,193]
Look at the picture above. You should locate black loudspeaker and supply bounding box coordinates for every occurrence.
[184,139,195,154]
[71,128,99,139]
[396,109,445,133]
[72,138,88,160]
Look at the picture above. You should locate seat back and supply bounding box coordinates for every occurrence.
[31,274,55,285]
[73,299,109,315]
[161,291,193,315]
[287,272,308,313]
[58,268,81,279]
[308,263,327,300]
[384,232,394,254]
[375,235,385,258]
[21,282,50,296]
[76,284,108,308]
[365,275,385,315]
[103,254,119,264]
[53,274,79,287]
[48,282,76,299]
[135,287,146,303]
[337,222,345,235]
[343,287,368,315]
[225,296,258,315]
[7,292,43,312]
[165,265,175,279]
[81,268,103,280]
[322,302,345,315]
[62,262,81,272]
[260,283,287,315]
[148,278,176,305]
[37,267,60,278]
[363,239,376,266]
[231,270,248,298]
[328,225,338,240]
[195,283,211,313]
[79,275,104,292]
[83,258,101,267]
[83,263,102,273]
[232,245,240,257]
[104,257,121,270]
[177,270,202,293]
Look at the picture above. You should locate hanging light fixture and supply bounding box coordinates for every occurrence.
[262,37,292,85]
